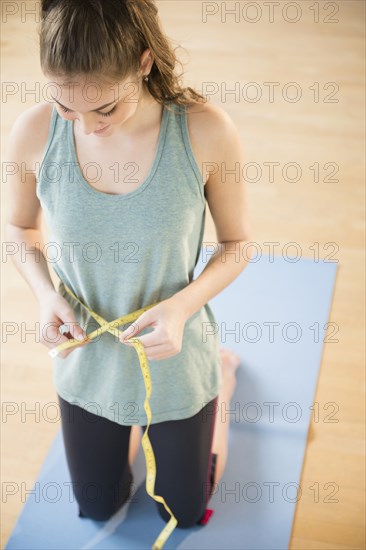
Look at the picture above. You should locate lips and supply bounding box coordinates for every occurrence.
[94,125,110,134]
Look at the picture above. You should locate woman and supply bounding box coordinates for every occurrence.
[5,0,252,537]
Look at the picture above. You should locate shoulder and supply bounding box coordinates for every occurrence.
[185,100,241,160]
[7,102,54,166]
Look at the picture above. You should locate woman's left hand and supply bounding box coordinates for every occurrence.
[118,298,188,361]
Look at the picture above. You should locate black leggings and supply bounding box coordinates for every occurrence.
[57,394,219,528]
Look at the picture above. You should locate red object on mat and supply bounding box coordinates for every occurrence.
[197,508,214,525]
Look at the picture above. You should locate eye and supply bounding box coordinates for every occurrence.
[99,105,117,117]
[59,104,117,117]
[60,105,73,114]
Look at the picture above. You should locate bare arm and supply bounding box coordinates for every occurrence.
[4,104,87,352]
[5,225,56,301]
[169,104,253,318]
[5,105,56,302]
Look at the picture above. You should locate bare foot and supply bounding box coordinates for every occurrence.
[128,425,142,467]
[219,347,241,399]
[210,348,241,486]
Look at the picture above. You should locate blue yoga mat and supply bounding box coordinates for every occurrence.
[5,251,338,549]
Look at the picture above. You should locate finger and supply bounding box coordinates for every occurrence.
[45,320,62,343]
[58,337,89,359]
[59,312,87,341]
[121,328,159,347]
[45,319,87,357]
[46,332,88,359]
[119,311,155,341]
[119,321,142,342]
[141,343,172,360]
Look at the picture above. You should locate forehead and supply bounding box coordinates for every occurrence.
[48,75,139,105]
[51,76,133,92]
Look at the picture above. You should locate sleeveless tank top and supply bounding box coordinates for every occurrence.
[36,101,223,426]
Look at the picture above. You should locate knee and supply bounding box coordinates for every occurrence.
[80,508,114,522]
[156,501,204,529]
[78,486,132,521]
[78,473,134,521]
[79,500,126,522]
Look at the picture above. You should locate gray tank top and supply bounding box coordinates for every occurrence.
[36,101,222,425]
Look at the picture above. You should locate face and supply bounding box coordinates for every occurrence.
[49,73,146,138]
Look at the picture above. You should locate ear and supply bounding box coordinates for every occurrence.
[139,48,154,76]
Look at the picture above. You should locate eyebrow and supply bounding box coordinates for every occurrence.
[51,96,119,112]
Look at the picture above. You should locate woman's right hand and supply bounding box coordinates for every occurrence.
[38,290,89,359]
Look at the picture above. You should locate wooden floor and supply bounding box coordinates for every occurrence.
[1,1,365,548]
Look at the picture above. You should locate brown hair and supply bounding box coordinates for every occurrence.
[38,0,206,113]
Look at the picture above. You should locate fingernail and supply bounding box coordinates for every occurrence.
[76,334,85,341]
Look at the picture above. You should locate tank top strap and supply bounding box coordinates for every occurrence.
[162,100,205,203]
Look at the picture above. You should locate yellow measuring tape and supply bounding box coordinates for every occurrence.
[48,282,178,550]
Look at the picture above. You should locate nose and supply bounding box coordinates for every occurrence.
[78,115,99,135]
